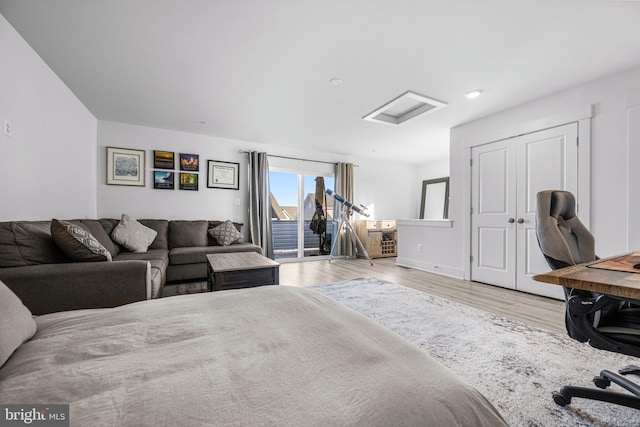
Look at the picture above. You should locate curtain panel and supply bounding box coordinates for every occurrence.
[334,162,355,257]
[248,151,274,259]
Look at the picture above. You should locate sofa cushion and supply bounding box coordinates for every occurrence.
[51,219,112,262]
[208,220,243,246]
[138,220,169,250]
[169,220,208,249]
[0,221,69,267]
[0,279,37,367]
[0,222,26,268]
[111,214,158,253]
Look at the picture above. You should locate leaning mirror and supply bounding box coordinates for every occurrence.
[420,177,449,219]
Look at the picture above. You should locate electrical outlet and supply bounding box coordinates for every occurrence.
[417,243,423,252]
[234,198,240,206]
[3,120,11,137]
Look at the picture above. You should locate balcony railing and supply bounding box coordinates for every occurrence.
[272,219,331,259]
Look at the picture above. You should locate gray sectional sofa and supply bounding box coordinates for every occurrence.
[0,217,262,315]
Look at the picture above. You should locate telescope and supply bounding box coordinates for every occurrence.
[325,189,369,217]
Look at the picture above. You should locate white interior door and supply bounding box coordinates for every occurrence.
[471,140,517,289]
[471,123,578,299]
[515,124,578,298]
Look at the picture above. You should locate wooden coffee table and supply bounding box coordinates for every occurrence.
[206,252,280,291]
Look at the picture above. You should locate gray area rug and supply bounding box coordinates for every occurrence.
[312,277,640,427]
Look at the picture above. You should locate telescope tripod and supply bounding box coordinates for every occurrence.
[328,206,373,265]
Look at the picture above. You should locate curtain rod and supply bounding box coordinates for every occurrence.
[239,150,358,167]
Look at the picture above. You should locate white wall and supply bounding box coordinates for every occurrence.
[97,121,418,225]
[401,65,640,279]
[0,13,97,221]
[418,158,449,183]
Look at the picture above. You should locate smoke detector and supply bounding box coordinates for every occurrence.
[363,91,447,125]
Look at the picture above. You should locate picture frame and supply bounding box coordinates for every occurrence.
[154,150,175,169]
[179,153,199,171]
[420,177,450,219]
[207,160,239,190]
[106,146,145,186]
[179,173,199,191]
[153,171,175,190]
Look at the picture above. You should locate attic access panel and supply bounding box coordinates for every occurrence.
[363,91,447,125]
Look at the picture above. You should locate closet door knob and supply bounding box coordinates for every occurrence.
[508,218,515,223]
[517,218,524,224]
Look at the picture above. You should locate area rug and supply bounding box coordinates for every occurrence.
[312,277,640,427]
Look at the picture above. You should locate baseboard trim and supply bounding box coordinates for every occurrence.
[395,257,464,280]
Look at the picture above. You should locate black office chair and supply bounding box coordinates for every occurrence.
[535,189,640,410]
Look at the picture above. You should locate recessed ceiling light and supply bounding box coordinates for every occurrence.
[363,91,447,125]
[197,120,208,125]
[328,78,343,86]
[465,89,483,99]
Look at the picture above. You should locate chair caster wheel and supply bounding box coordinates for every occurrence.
[593,376,610,389]
[553,392,569,407]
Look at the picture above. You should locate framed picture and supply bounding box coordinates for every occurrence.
[106,146,145,186]
[207,160,239,190]
[180,153,199,171]
[154,171,175,190]
[179,173,199,191]
[154,150,175,169]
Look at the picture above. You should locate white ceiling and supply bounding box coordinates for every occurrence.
[2,0,640,165]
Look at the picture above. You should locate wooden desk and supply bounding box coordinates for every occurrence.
[533,254,640,300]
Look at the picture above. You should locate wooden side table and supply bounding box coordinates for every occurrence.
[206,252,280,291]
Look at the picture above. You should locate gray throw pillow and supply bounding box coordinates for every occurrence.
[209,220,242,246]
[111,214,158,253]
[51,219,112,262]
[0,279,37,367]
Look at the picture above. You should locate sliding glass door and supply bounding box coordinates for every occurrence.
[270,169,335,261]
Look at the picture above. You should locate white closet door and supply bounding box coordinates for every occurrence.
[471,140,517,289]
[471,123,578,298]
[515,124,578,298]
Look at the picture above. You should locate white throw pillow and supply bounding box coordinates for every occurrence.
[111,214,157,253]
[209,220,242,246]
[0,279,37,367]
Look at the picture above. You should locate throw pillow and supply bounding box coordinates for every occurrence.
[51,219,112,262]
[209,220,242,246]
[0,279,37,367]
[111,214,158,253]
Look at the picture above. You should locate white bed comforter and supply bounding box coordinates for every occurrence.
[0,285,507,426]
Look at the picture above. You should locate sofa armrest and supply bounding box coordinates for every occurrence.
[0,261,151,315]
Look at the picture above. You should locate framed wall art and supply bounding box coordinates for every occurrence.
[179,173,198,191]
[180,153,199,171]
[154,150,175,169]
[154,171,175,190]
[106,146,145,186]
[207,160,239,190]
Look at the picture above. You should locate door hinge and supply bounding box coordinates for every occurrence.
[470,206,474,215]
[470,158,473,167]
[470,255,473,263]
[576,136,579,146]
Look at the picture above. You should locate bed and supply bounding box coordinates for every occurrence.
[0,282,507,426]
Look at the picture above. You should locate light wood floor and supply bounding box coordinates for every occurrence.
[279,257,567,334]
